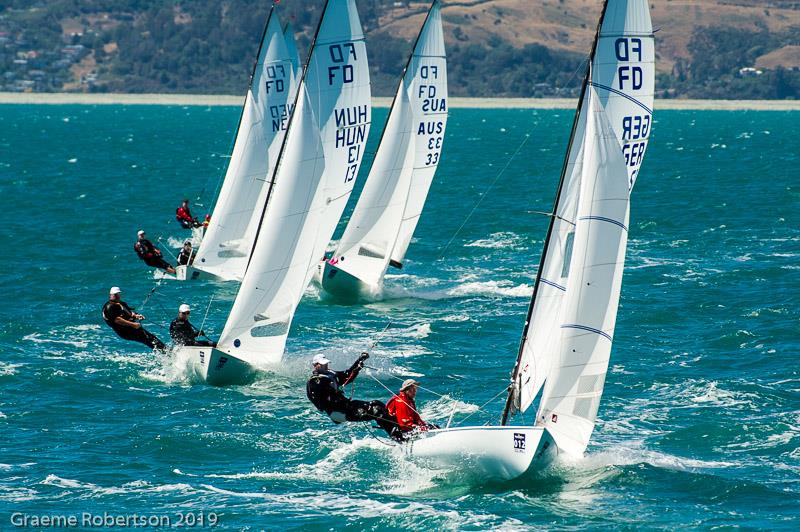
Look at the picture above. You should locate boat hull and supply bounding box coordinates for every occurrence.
[320,261,379,302]
[175,345,255,386]
[404,426,557,482]
[174,265,237,282]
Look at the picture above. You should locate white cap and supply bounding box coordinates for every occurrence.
[400,379,419,391]
[109,286,122,295]
[179,304,191,313]
[312,354,330,366]
[137,230,145,236]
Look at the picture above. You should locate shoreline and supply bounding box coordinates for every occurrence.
[1,92,799,110]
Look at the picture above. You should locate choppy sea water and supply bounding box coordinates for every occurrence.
[0,104,797,530]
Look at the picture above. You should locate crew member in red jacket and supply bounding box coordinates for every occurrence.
[387,379,433,436]
[176,199,200,229]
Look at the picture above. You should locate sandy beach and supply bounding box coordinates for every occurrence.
[0,92,798,110]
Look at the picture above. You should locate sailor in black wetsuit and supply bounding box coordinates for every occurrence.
[134,230,176,274]
[176,241,194,266]
[306,353,399,440]
[102,286,165,350]
[169,304,216,347]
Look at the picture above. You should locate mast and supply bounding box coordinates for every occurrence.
[242,0,331,275]
[501,0,610,425]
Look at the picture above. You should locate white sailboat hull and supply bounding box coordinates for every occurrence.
[320,261,379,301]
[174,265,232,282]
[175,345,255,386]
[404,426,557,482]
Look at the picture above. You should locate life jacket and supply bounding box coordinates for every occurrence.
[102,301,134,331]
[306,370,345,414]
[176,206,193,222]
[386,395,398,417]
[134,240,156,259]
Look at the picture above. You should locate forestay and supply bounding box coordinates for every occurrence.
[193,8,300,281]
[217,0,372,365]
[327,0,447,287]
[509,0,654,418]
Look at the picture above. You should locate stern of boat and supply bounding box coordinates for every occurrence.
[404,425,557,482]
[320,261,379,302]
[175,345,255,386]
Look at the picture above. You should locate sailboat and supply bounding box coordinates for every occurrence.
[319,0,447,300]
[404,0,654,481]
[176,6,301,282]
[175,0,372,385]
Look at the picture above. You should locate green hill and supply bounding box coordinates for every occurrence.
[1,0,799,98]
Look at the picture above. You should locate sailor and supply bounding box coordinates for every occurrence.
[176,199,200,229]
[306,353,399,439]
[102,286,166,350]
[169,304,216,347]
[387,379,435,436]
[177,240,194,266]
[134,230,176,274]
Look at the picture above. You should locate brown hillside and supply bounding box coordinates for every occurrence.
[373,0,800,73]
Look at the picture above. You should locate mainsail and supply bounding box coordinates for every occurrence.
[501,0,654,456]
[216,0,372,365]
[325,0,447,288]
[193,7,300,281]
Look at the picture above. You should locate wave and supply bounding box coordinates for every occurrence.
[446,280,532,298]
[465,232,526,250]
[22,333,88,349]
[0,361,23,376]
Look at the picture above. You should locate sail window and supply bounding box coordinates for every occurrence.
[573,397,597,419]
[577,373,605,394]
[358,244,386,259]
[561,231,575,278]
[251,321,291,337]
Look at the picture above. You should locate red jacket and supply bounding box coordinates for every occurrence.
[387,391,424,432]
[176,206,194,222]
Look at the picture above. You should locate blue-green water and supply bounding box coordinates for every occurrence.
[1,104,798,530]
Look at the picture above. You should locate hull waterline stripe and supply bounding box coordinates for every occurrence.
[588,81,653,116]
[561,323,613,342]
[540,278,567,291]
[579,215,628,231]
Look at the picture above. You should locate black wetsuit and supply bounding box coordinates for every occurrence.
[102,300,165,350]
[169,318,215,347]
[177,248,193,266]
[306,358,399,439]
[134,239,173,271]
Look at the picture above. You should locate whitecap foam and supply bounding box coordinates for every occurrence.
[441,314,470,322]
[447,280,532,298]
[402,323,431,339]
[465,231,525,250]
[23,333,88,349]
[0,362,23,376]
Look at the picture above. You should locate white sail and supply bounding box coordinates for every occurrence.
[283,22,301,76]
[513,0,654,414]
[193,9,300,281]
[324,0,447,289]
[216,0,371,365]
[535,89,630,457]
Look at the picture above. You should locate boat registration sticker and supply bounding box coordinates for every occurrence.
[513,432,526,453]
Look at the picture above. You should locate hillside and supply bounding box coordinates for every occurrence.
[1,0,799,98]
